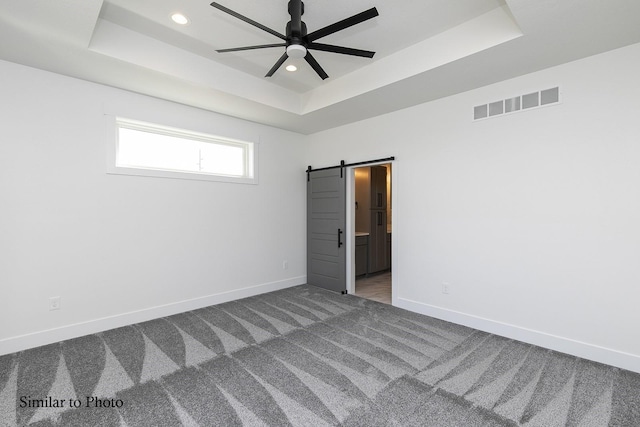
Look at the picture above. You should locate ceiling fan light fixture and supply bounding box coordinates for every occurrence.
[285,65,298,72]
[171,13,190,25]
[286,44,307,59]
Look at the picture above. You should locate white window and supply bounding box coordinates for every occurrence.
[108,118,257,184]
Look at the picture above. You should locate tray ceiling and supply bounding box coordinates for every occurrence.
[1,0,639,134]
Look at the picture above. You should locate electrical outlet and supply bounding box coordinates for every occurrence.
[282,260,289,270]
[442,282,450,295]
[49,296,61,311]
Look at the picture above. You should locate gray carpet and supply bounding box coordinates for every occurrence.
[1,285,639,426]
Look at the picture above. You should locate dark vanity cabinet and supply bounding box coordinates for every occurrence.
[355,235,368,276]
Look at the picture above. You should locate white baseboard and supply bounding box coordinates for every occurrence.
[0,276,306,356]
[395,297,640,375]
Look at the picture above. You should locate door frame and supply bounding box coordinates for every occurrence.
[346,160,397,304]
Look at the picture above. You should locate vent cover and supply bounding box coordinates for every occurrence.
[474,87,559,121]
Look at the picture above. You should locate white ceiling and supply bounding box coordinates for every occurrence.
[1,0,640,134]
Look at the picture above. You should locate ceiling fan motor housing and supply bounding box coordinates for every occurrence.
[285,21,308,41]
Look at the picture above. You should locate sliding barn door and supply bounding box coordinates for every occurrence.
[307,168,346,293]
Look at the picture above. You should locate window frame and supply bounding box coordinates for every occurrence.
[107,117,258,185]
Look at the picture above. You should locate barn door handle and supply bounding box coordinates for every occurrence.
[338,229,343,248]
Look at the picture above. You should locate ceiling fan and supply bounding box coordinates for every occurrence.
[210,1,379,80]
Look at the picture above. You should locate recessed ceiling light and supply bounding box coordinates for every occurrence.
[171,13,190,25]
[285,65,297,72]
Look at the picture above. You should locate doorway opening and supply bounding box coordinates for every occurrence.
[351,163,392,304]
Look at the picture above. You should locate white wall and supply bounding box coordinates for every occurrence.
[307,42,640,373]
[3,42,640,373]
[0,60,307,354]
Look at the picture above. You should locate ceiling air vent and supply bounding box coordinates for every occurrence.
[474,86,560,121]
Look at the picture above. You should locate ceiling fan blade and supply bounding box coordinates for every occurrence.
[211,2,286,40]
[265,52,289,77]
[289,0,303,37]
[308,42,375,58]
[306,7,378,42]
[217,43,286,53]
[304,52,329,80]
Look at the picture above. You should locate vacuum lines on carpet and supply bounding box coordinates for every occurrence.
[1,285,639,426]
